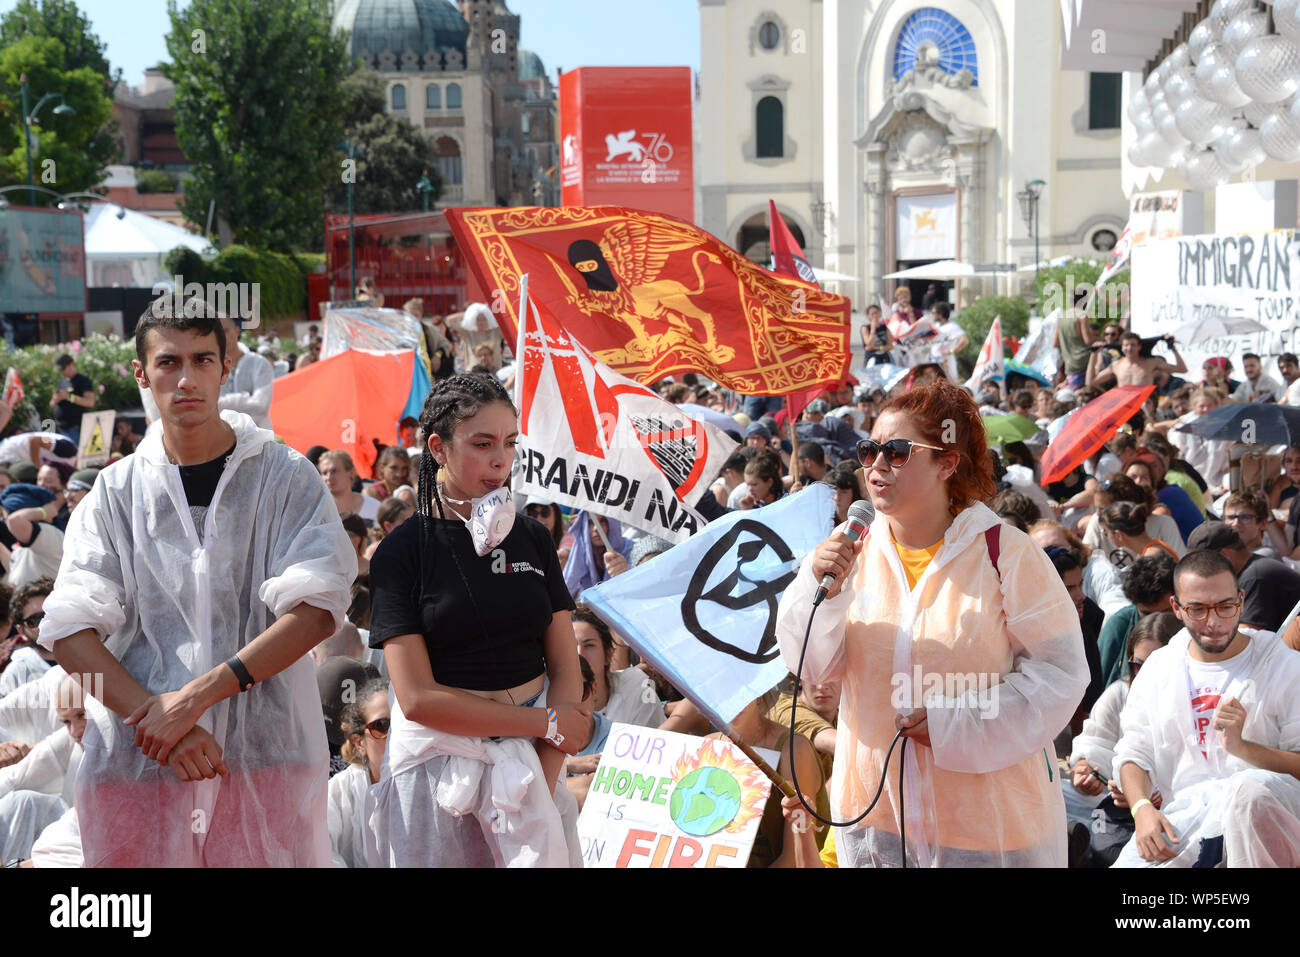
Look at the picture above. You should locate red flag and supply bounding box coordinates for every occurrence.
[768,200,818,288]
[2,368,24,409]
[445,206,849,396]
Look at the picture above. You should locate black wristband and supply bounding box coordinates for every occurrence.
[225,654,255,692]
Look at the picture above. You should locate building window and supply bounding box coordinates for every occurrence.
[756,96,783,158]
[1091,228,1118,252]
[446,83,462,109]
[426,84,441,109]
[521,112,530,134]
[437,136,462,184]
[892,8,978,86]
[1088,72,1122,130]
[391,83,406,110]
[758,20,780,50]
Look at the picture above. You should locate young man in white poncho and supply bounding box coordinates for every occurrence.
[36,296,355,867]
[1113,549,1300,867]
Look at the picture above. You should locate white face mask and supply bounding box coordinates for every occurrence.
[461,485,515,557]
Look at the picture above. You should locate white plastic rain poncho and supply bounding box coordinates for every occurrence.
[363,687,576,868]
[218,344,275,431]
[38,410,356,867]
[776,502,1089,867]
[328,762,372,868]
[30,804,82,867]
[1112,627,1300,867]
[0,725,82,806]
[0,664,64,745]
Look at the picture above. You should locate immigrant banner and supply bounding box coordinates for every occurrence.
[576,722,777,868]
[581,483,836,726]
[1130,229,1300,370]
[445,205,851,395]
[513,277,737,543]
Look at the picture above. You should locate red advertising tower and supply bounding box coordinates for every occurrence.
[559,67,694,223]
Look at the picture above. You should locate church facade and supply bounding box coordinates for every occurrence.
[697,0,1131,306]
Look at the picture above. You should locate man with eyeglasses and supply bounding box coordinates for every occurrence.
[1219,490,1288,559]
[1187,520,1300,632]
[1113,549,1300,867]
[0,578,54,699]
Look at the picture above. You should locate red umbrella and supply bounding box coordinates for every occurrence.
[1039,385,1154,486]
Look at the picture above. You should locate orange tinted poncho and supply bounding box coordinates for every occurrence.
[776,502,1088,866]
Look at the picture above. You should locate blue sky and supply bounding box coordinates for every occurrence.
[0,0,702,88]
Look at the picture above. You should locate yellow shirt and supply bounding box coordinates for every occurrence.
[892,534,944,590]
[819,827,837,868]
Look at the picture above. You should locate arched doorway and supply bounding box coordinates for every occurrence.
[736,210,805,265]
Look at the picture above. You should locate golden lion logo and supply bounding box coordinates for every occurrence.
[914,210,938,232]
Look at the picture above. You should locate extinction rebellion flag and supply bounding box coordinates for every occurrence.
[447,205,851,395]
[513,277,738,544]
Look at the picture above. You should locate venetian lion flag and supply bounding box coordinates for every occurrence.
[964,315,1005,394]
[514,276,737,544]
[447,206,850,395]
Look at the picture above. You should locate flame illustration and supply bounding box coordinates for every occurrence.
[669,738,770,834]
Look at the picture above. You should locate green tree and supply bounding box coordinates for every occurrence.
[1033,258,1129,324]
[0,0,118,83]
[162,0,352,251]
[955,295,1032,372]
[326,70,441,215]
[0,35,115,201]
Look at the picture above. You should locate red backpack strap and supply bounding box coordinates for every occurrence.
[984,524,1002,581]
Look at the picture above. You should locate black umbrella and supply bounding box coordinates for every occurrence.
[1173,402,1300,447]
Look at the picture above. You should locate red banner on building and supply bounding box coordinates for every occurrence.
[560,67,694,223]
[446,205,850,395]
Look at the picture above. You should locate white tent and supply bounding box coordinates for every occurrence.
[883,260,978,280]
[83,203,214,287]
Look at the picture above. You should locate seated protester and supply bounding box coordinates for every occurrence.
[1138,432,1208,516]
[1096,551,1176,687]
[1099,502,1181,567]
[1066,612,1180,866]
[1045,545,1107,719]
[364,496,415,561]
[571,609,664,729]
[1220,490,1289,560]
[744,421,774,451]
[823,461,861,526]
[328,677,389,867]
[1167,388,1231,498]
[36,464,72,532]
[795,401,857,464]
[1114,550,1300,867]
[723,446,762,509]
[794,441,829,486]
[340,512,370,585]
[563,511,633,598]
[990,489,1041,531]
[998,441,1055,519]
[738,447,785,510]
[0,663,63,750]
[0,486,62,589]
[1187,521,1300,634]
[317,657,381,777]
[1029,520,1128,619]
[1266,445,1300,513]
[768,676,838,784]
[0,578,54,699]
[0,673,85,864]
[710,691,824,868]
[524,497,570,567]
[1083,474,1185,561]
[0,581,16,675]
[712,448,751,509]
[996,511,1029,534]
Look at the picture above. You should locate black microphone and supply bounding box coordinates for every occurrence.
[813,499,874,606]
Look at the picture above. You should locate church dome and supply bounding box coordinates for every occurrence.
[332,0,469,64]
[518,48,545,80]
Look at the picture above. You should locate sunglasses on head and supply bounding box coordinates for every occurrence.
[856,437,947,469]
[362,717,390,740]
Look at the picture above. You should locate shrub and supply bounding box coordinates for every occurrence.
[0,335,143,431]
[955,295,1031,372]
[162,244,311,321]
[135,169,178,194]
[1034,259,1128,324]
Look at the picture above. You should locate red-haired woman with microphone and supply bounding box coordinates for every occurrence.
[775,379,1089,866]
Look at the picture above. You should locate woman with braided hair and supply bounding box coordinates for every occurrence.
[365,372,590,867]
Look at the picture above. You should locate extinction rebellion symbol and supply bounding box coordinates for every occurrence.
[681,520,796,664]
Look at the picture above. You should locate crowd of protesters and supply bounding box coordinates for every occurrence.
[0,285,1297,869]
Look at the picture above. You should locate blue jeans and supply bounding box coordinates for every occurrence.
[742,395,785,421]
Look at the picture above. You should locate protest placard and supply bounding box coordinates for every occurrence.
[576,722,777,868]
[78,410,115,468]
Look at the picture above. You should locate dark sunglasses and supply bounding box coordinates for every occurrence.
[363,717,390,740]
[1127,658,1145,676]
[857,438,946,469]
[19,612,44,630]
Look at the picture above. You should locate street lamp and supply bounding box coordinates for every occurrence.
[1017,178,1046,289]
[336,130,362,298]
[415,169,434,212]
[4,74,77,206]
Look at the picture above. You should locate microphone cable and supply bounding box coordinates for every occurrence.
[786,590,911,868]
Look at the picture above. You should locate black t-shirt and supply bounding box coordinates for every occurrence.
[178,442,235,508]
[1239,554,1300,631]
[55,373,93,429]
[367,513,575,691]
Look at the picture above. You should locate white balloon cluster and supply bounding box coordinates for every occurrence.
[1126,0,1300,185]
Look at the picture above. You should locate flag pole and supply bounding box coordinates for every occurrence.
[590,514,615,555]
[724,731,797,798]
[786,395,801,486]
